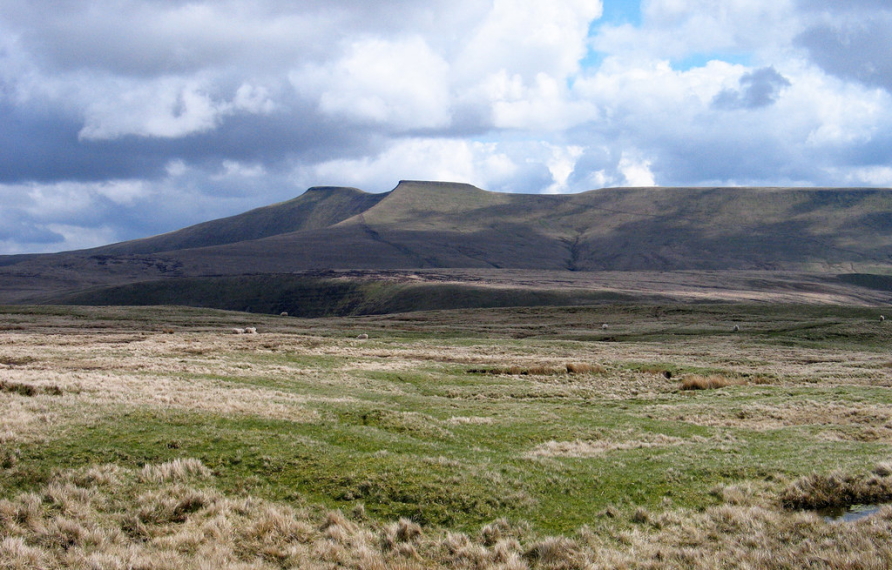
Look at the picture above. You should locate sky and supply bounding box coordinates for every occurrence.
[1,0,891,254]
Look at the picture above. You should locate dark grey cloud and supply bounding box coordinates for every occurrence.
[711,67,791,110]
[795,12,892,92]
[0,212,64,245]
[0,1,480,76]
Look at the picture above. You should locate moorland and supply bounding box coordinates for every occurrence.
[2,181,892,568]
[2,303,892,569]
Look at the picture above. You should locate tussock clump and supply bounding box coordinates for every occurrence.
[244,504,314,546]
[42,482,95,517]
[631,507,651,524]
[133,485,218,527]
[65,464,125,488]
[637,364,674,377]
[565,363,606,375]
[780,469,892,510]
[138,458,212,483]
[0,380,62,397]
[0,493,44,532]
[680,375,739,391]
[381,518,423,552]
[38,516,113,551]
[0,356,36,367]
[524,536,581,570]
[0,447,20,469]
[480,517,520,546]
[0,537,46,569]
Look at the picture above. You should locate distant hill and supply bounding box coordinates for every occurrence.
[1,181,891,310]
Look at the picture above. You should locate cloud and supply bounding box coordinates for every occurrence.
[795,11,892,92]
[296,36,452,130]
[712,67,791,110]
[1,0,891,255]
[300,137,557,194]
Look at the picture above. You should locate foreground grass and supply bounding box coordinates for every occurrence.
[1,303,892,567]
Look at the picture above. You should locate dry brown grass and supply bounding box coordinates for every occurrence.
[4,461,892,569]
[780,466,892,510]
[526,432,691,458]
[565,363,606,375]
[467,365,564,376]
[3,307,892,568]
[680,374,740,390]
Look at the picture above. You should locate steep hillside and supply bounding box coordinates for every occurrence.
[90,186,385,255]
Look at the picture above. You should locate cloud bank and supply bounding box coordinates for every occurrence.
[0,0,890,253]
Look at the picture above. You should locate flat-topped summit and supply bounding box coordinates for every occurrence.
[0,181,890,305]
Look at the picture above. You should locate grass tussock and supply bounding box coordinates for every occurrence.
[0,356,37,367]
[138,458,213,483]
[565,363,606,375]
[6,305,892,567]
[3,460,892,568]
[680,374,741,391]
[780,463,892,510]
[0,380,63,397]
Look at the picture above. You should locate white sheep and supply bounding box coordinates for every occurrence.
[733,325,740,332]
[356,333,369,340]
[601,323,609,330]
[245,327,257,334]
[881,315,886,322]
[280,311,289,317]
[232,328,246,335]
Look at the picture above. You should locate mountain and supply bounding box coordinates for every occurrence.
[1,181,891,310]
[89,185,386,255]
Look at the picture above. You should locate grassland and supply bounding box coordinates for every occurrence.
[2,303,892,568]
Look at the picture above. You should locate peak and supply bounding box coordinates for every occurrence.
[391,180,486,193]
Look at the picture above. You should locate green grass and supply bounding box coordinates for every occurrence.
[2,303,892,537]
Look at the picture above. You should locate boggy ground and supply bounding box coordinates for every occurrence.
[2,303,892,569]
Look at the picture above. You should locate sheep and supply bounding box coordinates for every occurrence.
[280,311,289,317]
[245,327,257,334]
[733,325,740,332]
[601,323,609,330]
[356,333,369,340]
[231,328,246,335]
[881,315,886,322]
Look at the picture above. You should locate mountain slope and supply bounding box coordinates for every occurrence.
[90,186,385,255]
[0,182,891,306]
[161,184,892,273]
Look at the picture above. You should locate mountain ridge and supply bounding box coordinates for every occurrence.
[1,181,890,308]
